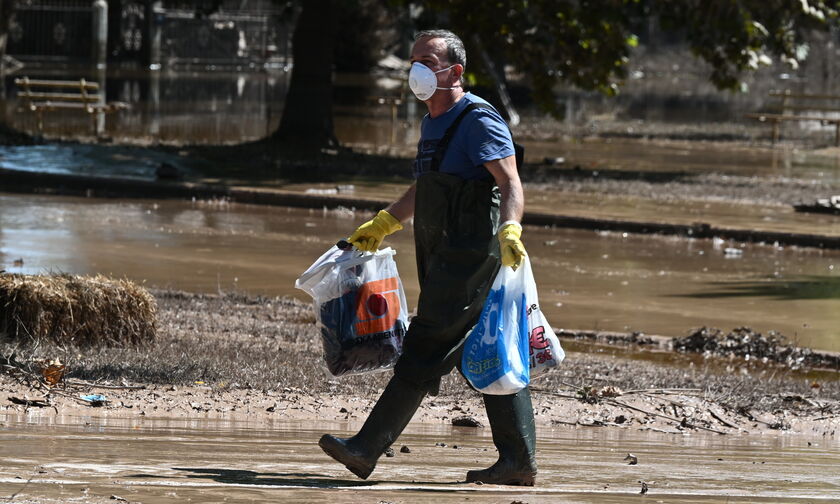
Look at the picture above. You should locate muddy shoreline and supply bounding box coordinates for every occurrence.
[2,128,839,439]
[2,165,840,249]
[2,290,838,438]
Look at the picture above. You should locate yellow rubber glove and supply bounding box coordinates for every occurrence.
[498,221,526,270]
[348,209,403,252]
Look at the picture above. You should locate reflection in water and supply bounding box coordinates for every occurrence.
[681,276,840,301]
[2,69,421,148]
[1,193,838,352]
[3,70,292,144]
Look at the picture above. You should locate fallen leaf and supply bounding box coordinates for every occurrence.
[599,386,623,398]
[41,359,66,387]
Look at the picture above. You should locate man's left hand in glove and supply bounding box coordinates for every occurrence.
[498,221,526,270]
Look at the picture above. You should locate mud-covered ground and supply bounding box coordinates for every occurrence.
[2,291,838,438]
[2,123,839,437]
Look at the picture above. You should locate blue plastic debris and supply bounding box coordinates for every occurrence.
[80,394,107,406]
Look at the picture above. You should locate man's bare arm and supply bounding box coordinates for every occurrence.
[385,183,417,222]
[484,156,524,223]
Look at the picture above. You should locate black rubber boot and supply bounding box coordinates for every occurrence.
[318,375,426,479]
[466,388,537,486]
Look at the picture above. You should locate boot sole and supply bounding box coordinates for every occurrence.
[318,434,375,480]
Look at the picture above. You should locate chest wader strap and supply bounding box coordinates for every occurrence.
[429,102,524,173]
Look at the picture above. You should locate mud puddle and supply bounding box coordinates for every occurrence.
[2,193,839,352]
[0,415,837,503]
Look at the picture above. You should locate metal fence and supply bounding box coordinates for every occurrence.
[7,0,293,68]
[161,6,292,68]
[7,0,95,63]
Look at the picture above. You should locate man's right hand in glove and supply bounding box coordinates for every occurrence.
[348,209,403,252]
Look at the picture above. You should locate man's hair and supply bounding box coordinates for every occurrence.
[415,29,467,71]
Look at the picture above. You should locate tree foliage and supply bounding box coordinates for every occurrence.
[414,0,839,112]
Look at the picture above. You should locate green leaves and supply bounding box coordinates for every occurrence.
[411,0,839,114]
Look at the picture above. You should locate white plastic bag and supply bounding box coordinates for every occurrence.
[462,264,530,395]
[295,242,409,377]
[462,256,564,394]
[522,259,565,378]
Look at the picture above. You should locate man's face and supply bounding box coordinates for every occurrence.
[410,36,459,87]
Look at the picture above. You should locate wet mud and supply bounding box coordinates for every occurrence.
[0,416,838,503]
[1,194,839,352]
[674,327,840,370]
[1,290,837,434]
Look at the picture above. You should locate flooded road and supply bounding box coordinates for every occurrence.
[2,193,839,352]
[1,415,838,503]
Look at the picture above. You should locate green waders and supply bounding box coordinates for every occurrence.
[466,388,538,485]
[319,171,536,484]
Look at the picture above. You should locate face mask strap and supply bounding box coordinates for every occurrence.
[434,65,460,91]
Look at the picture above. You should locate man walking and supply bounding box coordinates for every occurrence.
[319,29,536,486]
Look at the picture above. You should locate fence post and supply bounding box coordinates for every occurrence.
[147,1,163,69]
[92,0,108,69]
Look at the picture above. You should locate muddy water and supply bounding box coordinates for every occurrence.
[280,180,840,238]
[4,141,840,239]
[0,414,838,503]
[525,138,840,181]
[2,193,839,352]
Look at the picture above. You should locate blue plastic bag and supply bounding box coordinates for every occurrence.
[462,263,531,394]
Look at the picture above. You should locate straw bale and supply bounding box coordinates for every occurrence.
[0,273,156,346]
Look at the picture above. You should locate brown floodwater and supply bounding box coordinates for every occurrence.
[2,193,839,353]
[0,414,838,503]
[524,138,840,180]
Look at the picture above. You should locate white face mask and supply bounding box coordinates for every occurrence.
[408,62,458,101]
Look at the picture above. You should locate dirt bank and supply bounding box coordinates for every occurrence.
[2,291,838,438]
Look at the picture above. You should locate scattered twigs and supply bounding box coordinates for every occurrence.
[558,380,584,391]
[605,397,680,422]
[8,396,50,407]
[812,413,840,421]
[622,388,702,395]
[2,352,136,408]
[606,397,729,435]
[7,472,36,501]
[64,379,145,390]
[641,392,691,407]
[708,407,747,431]
[529,387,578,400]
[641,427,684,435]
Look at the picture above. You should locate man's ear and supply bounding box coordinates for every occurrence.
[453,64,465,84]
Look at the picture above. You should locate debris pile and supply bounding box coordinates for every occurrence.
[0,273,156,346]
[673,327,839,370]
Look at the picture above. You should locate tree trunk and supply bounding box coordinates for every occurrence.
[271,0,338,151]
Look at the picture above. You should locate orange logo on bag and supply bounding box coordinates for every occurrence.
[355,277,400,336]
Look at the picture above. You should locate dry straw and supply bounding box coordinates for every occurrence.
[0,273,156,346]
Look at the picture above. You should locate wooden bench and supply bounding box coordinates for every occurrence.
[14,77,129,136]
[746,91,840,146]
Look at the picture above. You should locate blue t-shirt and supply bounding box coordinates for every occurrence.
[413,93,514,180]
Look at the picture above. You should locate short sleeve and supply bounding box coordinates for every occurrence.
[464,111,515,166]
